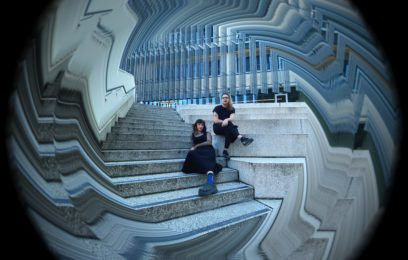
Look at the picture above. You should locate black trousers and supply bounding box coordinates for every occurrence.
[213,122,240,149]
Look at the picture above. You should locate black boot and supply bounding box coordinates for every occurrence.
[198,172,218,196]
[241,136,254,146]
[222,150,230,160]
[198,183,218,196]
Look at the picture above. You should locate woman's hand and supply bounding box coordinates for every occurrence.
[190,146,195,150]
[221,119,229,127]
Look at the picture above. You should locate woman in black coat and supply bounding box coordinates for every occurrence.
[182,119,222,196]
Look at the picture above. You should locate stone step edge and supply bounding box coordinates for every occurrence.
[111,168,237,184]
[102,148,190,152]
[160,201,271,237]
[129,183,251,209]
[103,140,191,145]
[106,133,190,137]
[104,158,185,166]
[103,156,227,165]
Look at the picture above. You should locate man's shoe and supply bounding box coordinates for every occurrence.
[198,183,218,196]
[222,150,230,160]
[241,137,254,146]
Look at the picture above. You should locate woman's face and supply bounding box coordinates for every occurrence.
[222,95,229,106]
[196,122,204,132]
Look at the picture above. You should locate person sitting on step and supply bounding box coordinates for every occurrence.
[182,119,223,196]
[212,92,254,160]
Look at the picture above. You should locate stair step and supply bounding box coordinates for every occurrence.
[102,140,192,150]
[127,111,179,118]
[160,200,271,234]
[105,157,227,177]
[126,182,254,222]
[109,128,191,136]
[112,168,238,197]
[124,113,182,120]
[105,133,190,142]
[105,158,185,176]
[99,104,262,237]
[130,105,175,112]
[111,124,191,132]
[103,149,190,162]
[117,119,187,127]
[128,107,177,112]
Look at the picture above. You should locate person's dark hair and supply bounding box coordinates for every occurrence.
[192,119,207,141]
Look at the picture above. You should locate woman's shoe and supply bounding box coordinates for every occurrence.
[222,150,230,160]
[215,163,223,174]
[198,183,218,196]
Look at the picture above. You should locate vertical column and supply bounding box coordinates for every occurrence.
[220,39,227,95]
[284,68,290,92]
[190,26,196,100]
[228,35,236,96]
[174,37,179,100]
[277,55,284,92]
[155,44,161,101]
[144,47,149,101]
[194,45,201,99]
[169,36,175,100]
[150,47,156,101]
[133,51,139,102]
[163,42,169,100]
[238,32,246,95]
[202,42,209,98]
[259,42,268,94]
[158,45,163,101]
[130,52,135,76]
[249,37,257,96]
[197,25,204,100]
[271,50,279,93]
[210,42,218,98]
[186,27,193,100]
[127,57,131,73]
[146,47,151,102]
[209,26,218,97]
[147,46,153,101]
[137,49,143,101]
[141,47,147,101]
[152,46,158,101]
[179,37,186,100]
[203,25,211,98]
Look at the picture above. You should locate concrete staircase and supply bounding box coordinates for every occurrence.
[101,104,271,236]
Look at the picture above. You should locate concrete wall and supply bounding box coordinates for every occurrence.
[39,0,137,141]
[177,102,308,156]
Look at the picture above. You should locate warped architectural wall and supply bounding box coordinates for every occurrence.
[6,0,401,259]
[122,0,399,187]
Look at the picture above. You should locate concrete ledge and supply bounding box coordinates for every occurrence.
[212,134,307,157]
[177,103,310,158]
[228,157,305,199]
